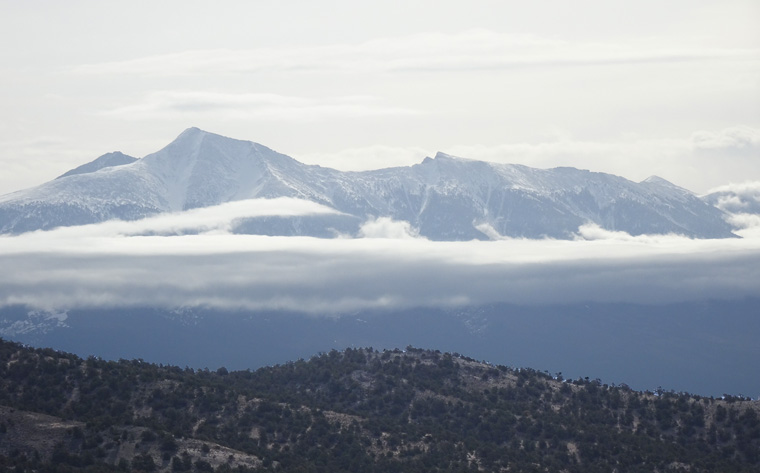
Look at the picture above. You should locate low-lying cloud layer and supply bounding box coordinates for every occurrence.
[1,199,759,314]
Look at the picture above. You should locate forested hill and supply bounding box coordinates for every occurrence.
[0,339,758,473]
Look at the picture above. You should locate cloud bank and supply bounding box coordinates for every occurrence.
[705,181,760,239]
[1,200,758,314]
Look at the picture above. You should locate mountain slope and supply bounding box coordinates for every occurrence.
[0,128,735,239]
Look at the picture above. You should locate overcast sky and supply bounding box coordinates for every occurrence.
[1,0,758,196]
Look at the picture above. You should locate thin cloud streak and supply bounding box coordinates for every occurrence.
[101,91,421,122]
[71,30,759,77]
[1,206,758,314]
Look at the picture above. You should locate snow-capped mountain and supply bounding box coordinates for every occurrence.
[0,128,736,239]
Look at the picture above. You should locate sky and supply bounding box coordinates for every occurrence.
[0,0,758,196]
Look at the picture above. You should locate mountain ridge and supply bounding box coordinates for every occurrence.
[1,338,758,472]
[0,128,736,239]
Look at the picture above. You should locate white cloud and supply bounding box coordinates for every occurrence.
[726,213,760,238]
[692,126,760,152]
[717,195,748,211]
[573,223,688,243]
[116,198,343,236]
[706,181,760,204]
[1,198,342,251]
[709,181,760,194]
[1,213,758,314]
[359,217,420,239]
[703,181,760,237]
[473,222,507,241]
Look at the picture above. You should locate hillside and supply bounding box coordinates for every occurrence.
[1,339,758,472]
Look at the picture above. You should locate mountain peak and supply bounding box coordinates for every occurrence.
[173,126,243,143]
[433,151,463,161]
[639,175,696,200]
[161,127,208,151]
[419,152,475,167]
[172,126,215,143]
[160,127,243,159]
[167,128,259,153]
[56,151,138,179]
[179,126,203,136]
[642,175,673,186]
[641,175,691,191]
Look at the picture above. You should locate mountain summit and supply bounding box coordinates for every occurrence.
[0,128,736,239]
[55,151,137,179]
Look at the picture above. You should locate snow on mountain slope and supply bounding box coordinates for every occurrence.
[0,128,737,239]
